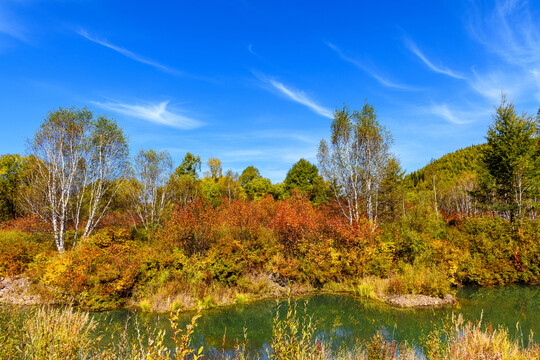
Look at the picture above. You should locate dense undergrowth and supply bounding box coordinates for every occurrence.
[0,194,539,311]
[0,299,538,360]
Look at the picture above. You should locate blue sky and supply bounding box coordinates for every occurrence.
[1,0,540,182]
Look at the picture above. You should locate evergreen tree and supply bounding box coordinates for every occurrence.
[175,152,201,178]
[477,97,538,222]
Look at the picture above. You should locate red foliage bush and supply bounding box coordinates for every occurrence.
[0,215,51,233]
[93,211,135,230]
[216,199,264,242]
[157,200,218,255]
[271,195,321,254]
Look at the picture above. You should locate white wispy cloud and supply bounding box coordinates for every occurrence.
[269,80,333,118]
[257,75,333,118]
[466,1,540,101]
[0,4,27,42]
[469,0,540,67]
[427,103,488,125]
[78,30,183,76]
[92,100,203,129]
[405,40,466,79]
[326,42,413,90]
[468,67,515,102]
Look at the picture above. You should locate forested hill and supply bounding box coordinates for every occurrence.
[404,144,487,189]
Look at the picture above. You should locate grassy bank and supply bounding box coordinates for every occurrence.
[0,300,538,360]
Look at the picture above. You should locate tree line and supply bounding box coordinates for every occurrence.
[1,97,539,252]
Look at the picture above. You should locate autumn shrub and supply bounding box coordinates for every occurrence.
[297,239,344,286]
[454,216,525,285]
[139,245,188,285]
[35,228,142,310]
[512,221,540,282]
[0,230,47,277]
[364,240,395,277]
[272,252,302,282]
[217,199,265,242]
[319,203,375,249]
[206,236,248,285]
[0,214,51,233]
[271,195,321,254]
[93,210,134,230]
[157,200,218,255]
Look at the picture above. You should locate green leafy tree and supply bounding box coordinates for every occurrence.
[244,177,273,200]
[0,154,24,221]
[283,158,327,203]
[269,182,285,201]
[170,153,202,208]
[318,102,393,227]
[175,152,201,178]
[239,165,261,187]
[477,97,538,222]
[200,177,222,206]
[168,173,201,208]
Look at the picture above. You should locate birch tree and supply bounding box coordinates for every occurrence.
[24,108,129,252]
[317,102,393,228]
[131,149,173,232]
[76,116,129,243]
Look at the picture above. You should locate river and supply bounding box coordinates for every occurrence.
[91,285,539,358]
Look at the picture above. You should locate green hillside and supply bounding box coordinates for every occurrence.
[405,144,487,189]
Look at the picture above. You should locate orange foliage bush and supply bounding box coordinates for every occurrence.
[35,228,141,310]
[0,230,46,277]
[93,211,135,230]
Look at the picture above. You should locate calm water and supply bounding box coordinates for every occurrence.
[92,285,539,357]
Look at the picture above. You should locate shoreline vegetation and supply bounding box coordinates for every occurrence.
[0,296,538,360]
[0,198,537,313]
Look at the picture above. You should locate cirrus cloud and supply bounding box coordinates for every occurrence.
[92,100,203,130]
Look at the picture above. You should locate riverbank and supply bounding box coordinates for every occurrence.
[0,273,456,313]
[0,276,44,306]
